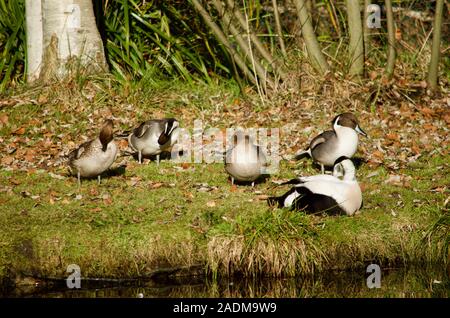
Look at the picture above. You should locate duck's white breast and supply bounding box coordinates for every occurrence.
[335,126,359,158]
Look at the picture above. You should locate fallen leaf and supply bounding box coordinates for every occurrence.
[150,182,163,189]
[10,178,21,185]
[24,150,35,162]
[385,174,402,185]
[13,127,26,135]
[49,172,65,180]
[206,201,216,207]
[0,113,8,125]
[37,94,48,104]
[423,123,437,131]
[371,150,384,160]
[386,133,399,141]
[118,139,128,148]
[420,107,435,117]
[1,156,14,165]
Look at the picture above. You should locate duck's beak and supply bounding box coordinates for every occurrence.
[355,125,367,137]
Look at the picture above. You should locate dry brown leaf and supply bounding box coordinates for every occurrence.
[150,182,163,189]
[24,150,35,162]
[386,133,399,141]
[1,156,14,165]
[372,150,384,160]
[0,113,8,125]
[423,123,437,131]
[13,127,26,135]
[118,139,128,148]
[10,178,20,185]
[420,107,435,117]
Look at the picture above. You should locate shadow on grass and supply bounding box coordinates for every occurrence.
[129,150,184,164]
[227,173,271,186]
[311,156,367,172]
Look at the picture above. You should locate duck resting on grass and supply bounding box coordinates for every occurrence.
[267,157,362,216]
[225,132,267,187]
[295,112,367,174]
[68,119,118,186]
[127,118,180,165]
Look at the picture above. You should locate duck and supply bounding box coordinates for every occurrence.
[127,118,180,165]
[295,112,367,173]
[68,119,118,186]
[225,132,267,186]
[267,157,362,216]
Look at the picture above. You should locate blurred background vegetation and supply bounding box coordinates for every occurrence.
[0,0,448,92]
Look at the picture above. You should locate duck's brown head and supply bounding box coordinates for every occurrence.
[332,112,367,136]
[99,119,114,151]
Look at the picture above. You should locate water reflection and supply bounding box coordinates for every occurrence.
[5,266,449,298]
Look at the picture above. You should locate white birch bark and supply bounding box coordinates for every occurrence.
[27,0,107,83]
[25,0,43,82]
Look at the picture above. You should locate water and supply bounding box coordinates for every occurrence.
[4,266,449,298]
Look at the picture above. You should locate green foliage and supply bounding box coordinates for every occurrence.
[0,0,25,92]
[104,0,228,83]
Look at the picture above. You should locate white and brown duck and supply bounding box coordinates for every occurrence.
[68,119,118,186]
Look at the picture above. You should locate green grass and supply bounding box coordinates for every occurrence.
[0,78,448,283]
[0,141,447,280]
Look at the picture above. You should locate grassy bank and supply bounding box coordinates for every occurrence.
[0,76,448,284]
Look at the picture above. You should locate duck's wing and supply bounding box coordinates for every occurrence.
[68,140,93,160]
[290,186,346,215]
[282,174,339,185]
[297,178,348,204]
[133,121,157,138]
[309,130,335,150]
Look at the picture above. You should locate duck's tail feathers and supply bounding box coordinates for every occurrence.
[267,196,283,208]
[280,178,303,185]
[118,149,135,157]
[115,131,131,139]
[53,153,70,166]
[294,148,311,160]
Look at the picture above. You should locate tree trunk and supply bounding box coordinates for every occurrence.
[363,0,371,59]
[272,0,287,58]
[190,0,258,86]
[225,0,286,79]
[26,0,107,84]
[385,0,396,78]
[25,0,43,83]
[346,0,364,77]
[293,0,329,74]
[211,0,274,90]
[427,0,445,91]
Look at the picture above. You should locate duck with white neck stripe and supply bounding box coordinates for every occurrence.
[295,112,367,174]
[127,118,180,165]
[268,157,363,216]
